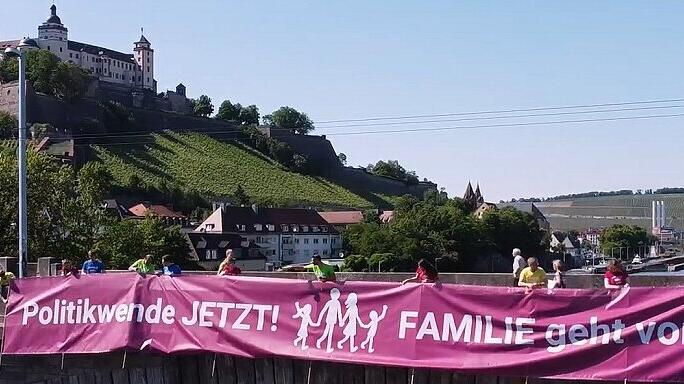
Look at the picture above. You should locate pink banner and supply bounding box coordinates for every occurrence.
[4,274,684,382]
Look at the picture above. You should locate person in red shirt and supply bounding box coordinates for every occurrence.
[401,258,438,284]
[604,258,629,289]
[60,259,79,277]
[219,255,241,276]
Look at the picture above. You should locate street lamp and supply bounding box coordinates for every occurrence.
[3,38,31,278]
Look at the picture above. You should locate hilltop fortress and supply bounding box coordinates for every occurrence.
[1,4,156,92]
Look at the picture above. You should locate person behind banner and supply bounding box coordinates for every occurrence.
[512,248,527,287]
[128,254,156,275]
[518,257,546,289]
[0,266,15,301]
[60,259,79,277]
[550,259,566,289]
[401,258,439,284]
[304,254,336,282]
[160,255,181,276]
[218,254,241,276]
[81,250,105,274]
[604,258,629,289]
[217,249,236,275]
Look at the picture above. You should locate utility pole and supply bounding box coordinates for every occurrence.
[4,39,30,278]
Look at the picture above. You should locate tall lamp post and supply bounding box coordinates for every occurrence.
[4,38,31,278]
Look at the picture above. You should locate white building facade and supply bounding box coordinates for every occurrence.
[1,5,156,91]
[194,206,342,266]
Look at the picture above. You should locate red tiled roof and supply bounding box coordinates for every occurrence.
[318,211,364,225]
[0,40,19,50]
[129,203,185,218]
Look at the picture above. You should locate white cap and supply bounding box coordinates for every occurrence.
[512,248,521,256]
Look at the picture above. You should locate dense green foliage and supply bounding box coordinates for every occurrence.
[216,100,260,125]
[93,132,374,208]
[263,106,315,135]
[600,225,654,255]
[238,124,309,173]
[366,160,419,184]
[192,95,214,117]
[0,111,17,139]
[343,193,546,272]
[0,151,189,267]
[0,50,90,101]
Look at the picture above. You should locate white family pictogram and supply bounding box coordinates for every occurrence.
[292,288,389,354]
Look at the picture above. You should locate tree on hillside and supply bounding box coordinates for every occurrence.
[50,61,91,101]
[192,95,214,117]
[234,184,250,206]
[0,56,19,83]
[263,106,314,135]
[600,225,654,256]
[1,50,90,101]
[367,160,419,185]
[216,100,260,125]
[338,153,347,166]
[0,111,17,139]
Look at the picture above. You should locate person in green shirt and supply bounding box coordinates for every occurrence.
[128,254,156,275]
[304,255,336,282]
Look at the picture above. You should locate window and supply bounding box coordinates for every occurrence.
[332,238,337,245]
[147,57,150,63]
[281,225,289,232]
[205,249,218,260]
[138,76,141,81]
[267,224,275,231]
[323,250,328,256]
[147,77,150,83]
[76,54,79,59]
[294,238,300,244]
[302,226,309,232]
[59,47,62,52]
[304,238,309,244]
[147,66,150,72]
[238,225,246,232]
[206,224,215,231]
[323,238,328,244]
[59,37,62,41]
[47,46,51,51]
[312,226,320,233]
[108,59,111,64]
[292,225,299,232]
[282,237,292,244]
[321,226,328,233]
[69,53,72,58]
[115,73,118,79]
[314,238,319,244]
[255,224,263,231]
[256,236,263,244]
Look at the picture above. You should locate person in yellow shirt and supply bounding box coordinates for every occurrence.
[0,267,15,301]
[518,257,546,289]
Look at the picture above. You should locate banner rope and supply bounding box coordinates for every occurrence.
[211,353,217,377]
[307,360,312,384]
[410,368,415,384]
[121,350,127,369]
[60,353,65,370]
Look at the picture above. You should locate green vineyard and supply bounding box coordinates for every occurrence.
[92,132,376,209]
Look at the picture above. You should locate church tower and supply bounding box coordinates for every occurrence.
[37,4,68,60]
[133,30,155,91]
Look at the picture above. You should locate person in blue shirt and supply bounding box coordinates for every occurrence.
[161,255,181,276]
[81,250,105,274]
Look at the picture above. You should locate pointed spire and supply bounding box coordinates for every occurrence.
[475,183,484,204]
[464,181,475,200]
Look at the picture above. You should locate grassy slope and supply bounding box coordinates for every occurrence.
[92,132,375,209]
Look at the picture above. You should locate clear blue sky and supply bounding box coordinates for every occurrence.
[3,1,684,201]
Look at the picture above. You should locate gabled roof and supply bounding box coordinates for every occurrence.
[318,211,364,225]
[129,203,185,218]
[68,40,134,63]
[0,40,20,50]
[136,35,150,44]
[197,206,337,234]
[497,202,548,222]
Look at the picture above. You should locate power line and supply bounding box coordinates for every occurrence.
[324,112,684,136]
[314,97,684,124]
[315,104,684,129]
[39,103,684,141]
[69,111,684,145]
